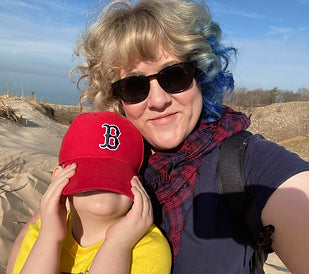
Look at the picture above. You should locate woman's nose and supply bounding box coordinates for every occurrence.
[147,79,172,110]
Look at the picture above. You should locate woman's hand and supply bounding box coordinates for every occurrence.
[38,163,76,243]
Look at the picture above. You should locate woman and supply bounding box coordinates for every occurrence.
[7,0,309,273]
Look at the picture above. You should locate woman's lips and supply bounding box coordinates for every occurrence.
[150,112,177,125]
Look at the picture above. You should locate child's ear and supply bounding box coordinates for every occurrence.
[52,166,63,179]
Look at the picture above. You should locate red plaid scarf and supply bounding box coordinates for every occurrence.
[143,107,250,261]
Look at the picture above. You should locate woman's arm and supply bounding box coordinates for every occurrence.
[262,170,309,273]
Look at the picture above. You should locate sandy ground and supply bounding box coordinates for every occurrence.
[0,99,67,273]
[0,98,292,273]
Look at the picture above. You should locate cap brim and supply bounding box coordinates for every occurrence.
[61,158,136,200]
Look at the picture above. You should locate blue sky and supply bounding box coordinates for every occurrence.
[0,0,308,105]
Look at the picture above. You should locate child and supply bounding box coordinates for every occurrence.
[11,111,171,274]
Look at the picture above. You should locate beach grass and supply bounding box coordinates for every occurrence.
[0,93,92,126]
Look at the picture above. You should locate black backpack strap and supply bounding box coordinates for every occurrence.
[217,131,252,197]
[216,131,274,274]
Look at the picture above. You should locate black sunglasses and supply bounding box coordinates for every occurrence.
[112,62,196,104]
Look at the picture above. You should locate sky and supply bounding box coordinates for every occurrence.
[0,0,308,105]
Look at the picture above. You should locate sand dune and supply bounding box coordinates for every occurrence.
[0,98,292,273]
[0,98,67,273]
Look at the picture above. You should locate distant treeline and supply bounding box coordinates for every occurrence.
[225,87,309,108]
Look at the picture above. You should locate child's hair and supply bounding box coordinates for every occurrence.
[72,0,236,121]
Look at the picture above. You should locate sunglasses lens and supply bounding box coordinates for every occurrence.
[113,76,149,104]
[112,62,196,104]
[158,63,195,93]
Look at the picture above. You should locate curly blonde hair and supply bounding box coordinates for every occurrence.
[73,0,232,118]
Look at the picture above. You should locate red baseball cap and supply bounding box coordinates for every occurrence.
[59,111,144,199]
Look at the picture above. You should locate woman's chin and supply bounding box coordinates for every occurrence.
[150,136,184,151]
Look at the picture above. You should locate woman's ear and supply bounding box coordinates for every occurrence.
[52,166,63,179]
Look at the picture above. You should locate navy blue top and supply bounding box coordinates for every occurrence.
[173,134,309,273]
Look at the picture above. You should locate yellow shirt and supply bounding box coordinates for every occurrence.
[13,213,171,274]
